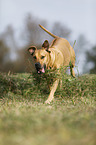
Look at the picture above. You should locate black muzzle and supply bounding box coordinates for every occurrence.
[35,62,46,74]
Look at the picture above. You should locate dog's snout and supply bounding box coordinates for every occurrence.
[35,62,46,74]
[35,62,41,69]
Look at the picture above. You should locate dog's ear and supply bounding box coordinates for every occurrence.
[42,40,49,49]
[28,46,37,55]
[42,40,51,53]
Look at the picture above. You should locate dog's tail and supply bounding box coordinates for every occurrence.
[39,24,58,38]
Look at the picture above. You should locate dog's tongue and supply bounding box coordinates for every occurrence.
[38,68,45,73]
[41,67,45,73]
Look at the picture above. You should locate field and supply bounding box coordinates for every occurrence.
[0,72,96,145]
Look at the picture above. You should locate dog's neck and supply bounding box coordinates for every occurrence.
[47,49,57,69]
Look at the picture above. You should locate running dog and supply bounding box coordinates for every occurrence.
[28,25,75,104]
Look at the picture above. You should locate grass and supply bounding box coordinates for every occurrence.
[0,72,96,145]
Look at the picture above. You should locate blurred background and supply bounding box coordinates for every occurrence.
[0,0,96,74]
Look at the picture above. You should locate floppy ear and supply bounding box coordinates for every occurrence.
[42,40,51,53]
[28,46,37,55]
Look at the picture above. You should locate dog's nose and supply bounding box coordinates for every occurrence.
[35,62,41,69]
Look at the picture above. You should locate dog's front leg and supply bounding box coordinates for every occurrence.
[45,79,59,104]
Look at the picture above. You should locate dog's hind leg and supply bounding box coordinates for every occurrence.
[70,66,75,77]
[45,79,59,104]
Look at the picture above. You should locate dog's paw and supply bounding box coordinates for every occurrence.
[45,98,54,104]
[45,100,51,104]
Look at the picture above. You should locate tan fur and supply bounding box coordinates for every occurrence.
[28,25,75,104]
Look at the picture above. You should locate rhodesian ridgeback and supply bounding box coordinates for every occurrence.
[28,24,75,104]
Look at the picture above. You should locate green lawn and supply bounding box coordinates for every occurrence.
[0,72,96,145]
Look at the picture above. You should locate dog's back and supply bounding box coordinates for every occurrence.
[49,38,75,68]
[39,24,75,68]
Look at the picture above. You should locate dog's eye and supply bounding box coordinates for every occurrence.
[33,56,36,59]
[41,56,45,59]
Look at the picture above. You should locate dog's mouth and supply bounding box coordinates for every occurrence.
[35,62,46,74]
[37,67,45,74]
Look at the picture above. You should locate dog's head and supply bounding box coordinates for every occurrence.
[28,40,51,74]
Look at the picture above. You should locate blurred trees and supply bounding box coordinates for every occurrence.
[85,46,96,74]
[0,40,9,71]
[74,35,89,74]
[0,38,25,72]
[52,22,71,39]
[2,25,18,60]
[0,25,22,72]
[21,14,71,47]
[22,14,45,46]
[21,14,52,47]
